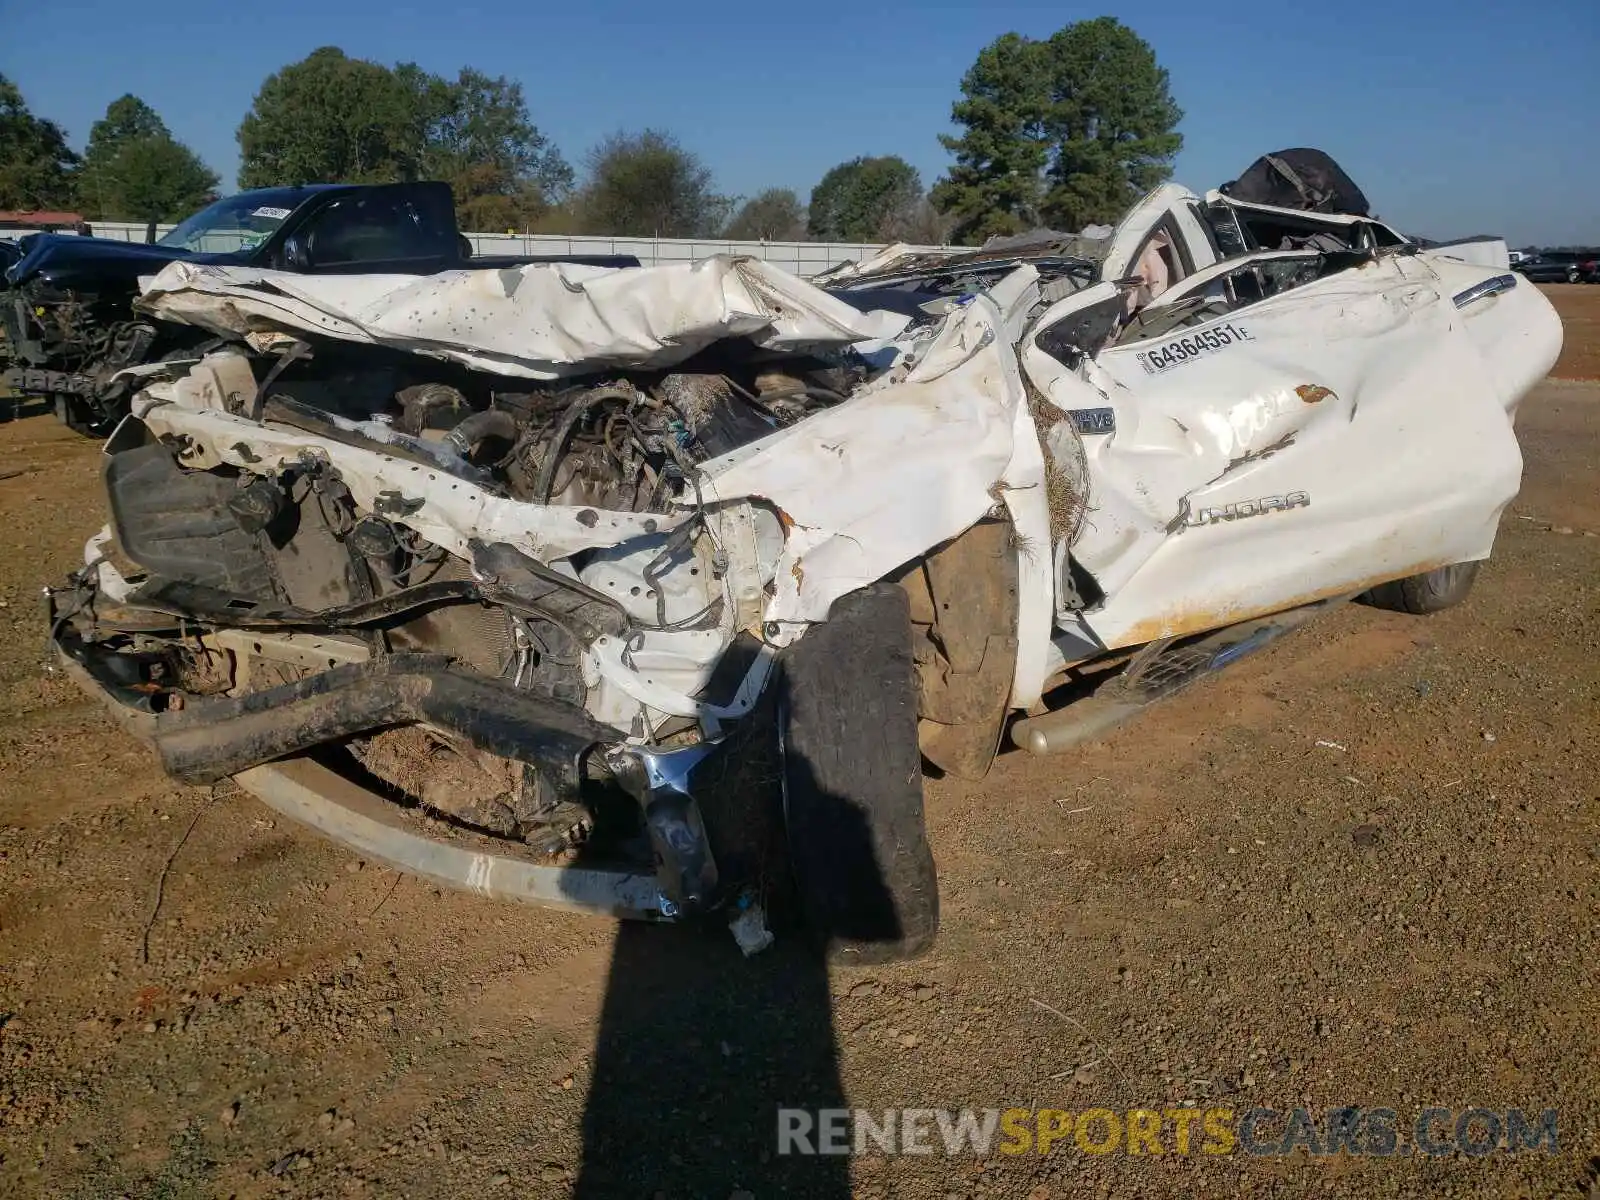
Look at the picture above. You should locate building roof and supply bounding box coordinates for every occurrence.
[0,211,86,227]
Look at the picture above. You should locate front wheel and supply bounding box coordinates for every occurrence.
[778,584,938,963]
[1362,561,1481,614]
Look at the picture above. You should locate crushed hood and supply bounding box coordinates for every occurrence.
[137,256,911,380]
[812,227,1113,288]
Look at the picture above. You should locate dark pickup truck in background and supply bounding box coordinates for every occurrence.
[1,181,638,434]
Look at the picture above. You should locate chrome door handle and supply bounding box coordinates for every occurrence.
[1453,273,1517,309]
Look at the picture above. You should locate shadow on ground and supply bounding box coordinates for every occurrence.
[573,926,849,1197]
[571,696,914,1197]
[0,394,51,424]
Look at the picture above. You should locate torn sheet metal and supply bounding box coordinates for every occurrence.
[46,165,1575,949]
[130,392,687,564]
[697,265,1057,705]
[703,271,1035,616]
[137,256,909,380]
[1100,184,1213,281]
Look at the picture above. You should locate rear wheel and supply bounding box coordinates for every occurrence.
[778,583,938,963]
[1362,561,1481,614]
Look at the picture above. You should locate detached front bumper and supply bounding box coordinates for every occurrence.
[51,626,729,920]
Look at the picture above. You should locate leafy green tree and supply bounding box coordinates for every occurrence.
[723,188,807,240]
[576,130,730,237]
[76,94,217,221]
[808,156,921,241]
[77,94,166,216]
[416,67,572,230]
[393,61,458,161]
[101,135,219,222]
[237,47,426,186]
[237,50,571,230]
[0,74,79,211]
[933,20,1182,241]
[1038,18,1183,230]
[930,33,1050,244]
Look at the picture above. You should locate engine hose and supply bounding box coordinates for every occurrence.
[443,408,518,459]
[640,466,709,627]
[531,386,635,503]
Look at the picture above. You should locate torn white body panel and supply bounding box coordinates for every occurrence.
[698,266,1058,705]
[1201,190,1411,243]
[1100,184,1216,282]
[116,390,760,741]
[703,271,1035,622]
[131,391,687,564]
[138,256,908,380]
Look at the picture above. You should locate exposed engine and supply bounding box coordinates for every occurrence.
[244,342,859,510]
[0,284,177,433]
[81,342,856,855]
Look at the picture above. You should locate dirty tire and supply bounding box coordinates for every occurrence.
[1362,561,1481,614]
[779,583,938,964]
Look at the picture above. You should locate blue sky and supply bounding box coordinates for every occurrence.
[3,0,1596,244]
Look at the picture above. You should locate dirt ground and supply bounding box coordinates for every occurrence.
[1546,284,1600,381]
[0,288,1597,1199]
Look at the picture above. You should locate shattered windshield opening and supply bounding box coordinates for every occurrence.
[158,195,295,253]
[1115,254,1328,344]
[828,256,1098,317]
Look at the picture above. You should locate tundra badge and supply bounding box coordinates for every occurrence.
[1185,491,1311,527]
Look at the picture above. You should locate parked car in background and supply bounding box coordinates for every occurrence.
[1,182,639,435]
[1514,250,1598,283]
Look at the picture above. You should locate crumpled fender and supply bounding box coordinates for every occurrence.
[701,265,1058,706]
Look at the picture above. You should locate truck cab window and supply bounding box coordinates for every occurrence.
[305,196,427,265]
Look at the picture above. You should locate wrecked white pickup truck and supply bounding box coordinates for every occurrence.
[49,159,1563,962]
